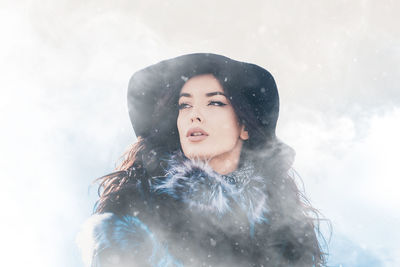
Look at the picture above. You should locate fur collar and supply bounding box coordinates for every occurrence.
[153,151,270,227]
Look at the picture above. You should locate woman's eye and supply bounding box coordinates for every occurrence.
[208,101,227,107]
[178,103,191,110]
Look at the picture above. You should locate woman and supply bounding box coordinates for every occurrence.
[78,53,326,267]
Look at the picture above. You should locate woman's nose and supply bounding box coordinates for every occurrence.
[190,107,203,123]
[191,116,202,123]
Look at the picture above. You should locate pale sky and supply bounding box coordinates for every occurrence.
[1,1,399,266]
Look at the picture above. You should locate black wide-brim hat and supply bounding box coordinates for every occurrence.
[127,53,280,151]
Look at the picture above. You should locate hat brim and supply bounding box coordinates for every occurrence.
[127,53,279,146]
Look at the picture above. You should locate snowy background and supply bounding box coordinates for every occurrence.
[1,0,399,266]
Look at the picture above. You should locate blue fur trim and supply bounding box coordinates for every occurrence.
[153,151,270,228]
[77,213,183,267]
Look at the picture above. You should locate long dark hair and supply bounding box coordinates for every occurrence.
[94,70,328,266]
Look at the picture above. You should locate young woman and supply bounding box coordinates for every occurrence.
[78,53,326,267]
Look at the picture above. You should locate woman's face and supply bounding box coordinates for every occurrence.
[177,74,248,174]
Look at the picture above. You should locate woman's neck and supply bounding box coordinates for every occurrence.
[208,142,243,175]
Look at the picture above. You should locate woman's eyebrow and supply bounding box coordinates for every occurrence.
[179,92,191,98]
[205,92,226,97]
[178,91,226,99]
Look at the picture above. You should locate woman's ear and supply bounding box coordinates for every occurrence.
[240,125,249,140]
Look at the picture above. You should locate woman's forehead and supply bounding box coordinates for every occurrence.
[179,74,224,95]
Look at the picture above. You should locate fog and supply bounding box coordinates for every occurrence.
[1,0,399,266]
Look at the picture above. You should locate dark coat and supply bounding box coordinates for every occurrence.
[77,152,316,267]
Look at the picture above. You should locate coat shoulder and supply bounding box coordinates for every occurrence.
[76,213,182,267]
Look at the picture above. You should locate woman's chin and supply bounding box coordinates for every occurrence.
[183,151,212,161]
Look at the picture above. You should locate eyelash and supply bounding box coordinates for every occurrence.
[178,101,227,110]
[178,103,190,110]
[209,101,227,107]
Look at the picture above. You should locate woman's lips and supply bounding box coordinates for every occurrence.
[186,127,209,142]
[187,134,208,142]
